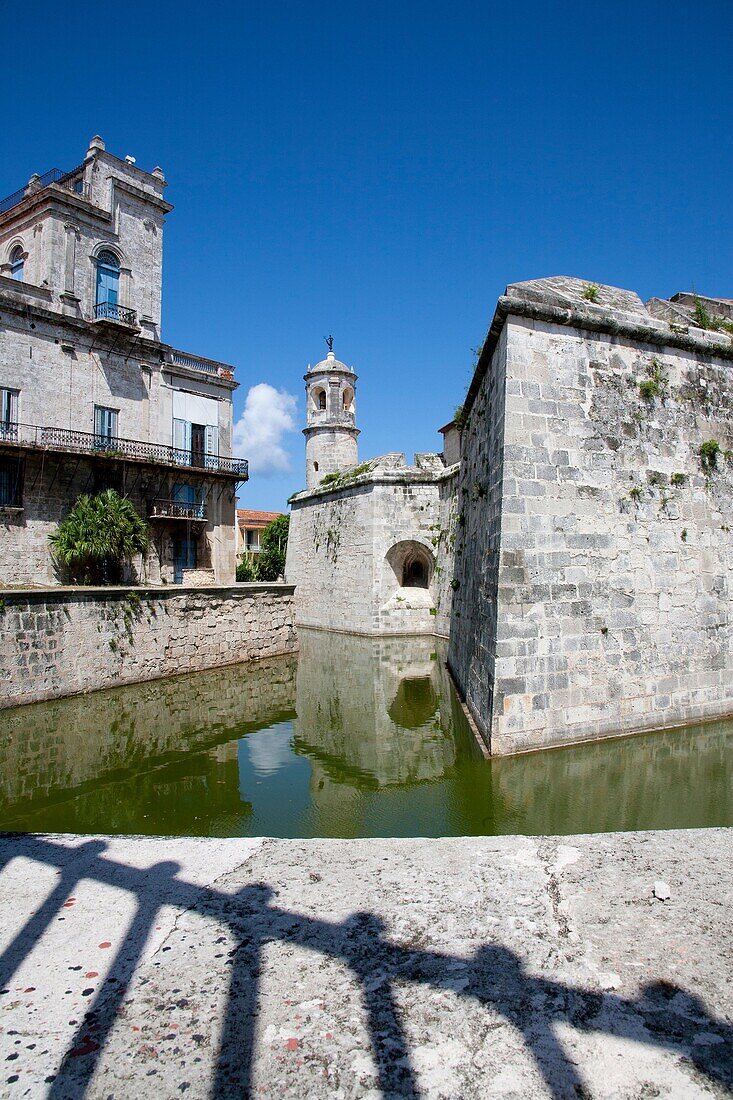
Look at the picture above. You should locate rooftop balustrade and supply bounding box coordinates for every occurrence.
[0,423,248,480]
[0,165,89,217]
[166,348,236,380]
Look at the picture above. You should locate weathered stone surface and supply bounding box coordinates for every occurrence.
[0,829,730,1097]
[287,457,458,637]
[450,281,733,753]
[0,585,297,708]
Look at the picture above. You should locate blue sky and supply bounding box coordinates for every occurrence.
[6,1,732,510]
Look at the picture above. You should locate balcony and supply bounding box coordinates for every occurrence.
[167,348,235,381]
[93,302,139,327]
[150,498,208,522]
[0,423,249,480]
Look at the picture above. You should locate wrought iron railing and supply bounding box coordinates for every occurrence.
[0,423,249,479]
[93,302,138,325]
[0,164,88,216]
[150,498,208,521]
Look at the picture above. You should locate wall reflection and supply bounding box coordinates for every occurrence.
[292,629,475,788]
[0,631,730,838]
[0,655,297,833]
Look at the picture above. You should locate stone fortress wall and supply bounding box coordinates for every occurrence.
[286,454,458,637]
[1,583,297,708]
[449,277,733,753]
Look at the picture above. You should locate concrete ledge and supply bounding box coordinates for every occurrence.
[0,582,295,604]
[0,829,730,1097]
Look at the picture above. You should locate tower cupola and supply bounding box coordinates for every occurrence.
[303,338,359,489]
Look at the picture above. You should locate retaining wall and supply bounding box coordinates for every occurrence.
[0,583,297,708]
[449,294,733,753]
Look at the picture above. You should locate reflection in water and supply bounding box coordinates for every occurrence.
[388,677,438,729]
[246,727,294,777]
[0,629,730,837]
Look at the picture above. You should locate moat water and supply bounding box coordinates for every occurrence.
[1,630,731,837]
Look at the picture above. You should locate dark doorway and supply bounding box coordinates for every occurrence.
[191,423,206,468]
[388,676,438,729]
[403,558,428,588]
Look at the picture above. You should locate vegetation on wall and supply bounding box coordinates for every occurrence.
[699,439,721,472]
[692,297,733,335]
[49,489,149,585]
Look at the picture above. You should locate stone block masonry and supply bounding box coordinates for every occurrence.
[0,583,297,708]
[449,277,733,754]
[286,456,458,636]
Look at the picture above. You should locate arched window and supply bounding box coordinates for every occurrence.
[342,385,354,411]
[95,250,120,316]
[313,387,326,411]
[9,246,24,282]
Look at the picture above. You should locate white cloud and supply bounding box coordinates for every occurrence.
[233,383,298,475]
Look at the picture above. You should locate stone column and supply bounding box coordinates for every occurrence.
[59,224,81,316]
[120,266,132,310]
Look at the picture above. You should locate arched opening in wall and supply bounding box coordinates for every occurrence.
[313,387,327,411]
[403,558,428,588]
[313,461,319,473]
[385,540,434,591]
[388,676,438,729]
[342,385,354,412]
[9,245,25,282]
[95,249,121,319]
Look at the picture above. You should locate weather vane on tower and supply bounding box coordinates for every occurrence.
[325,334,334,354]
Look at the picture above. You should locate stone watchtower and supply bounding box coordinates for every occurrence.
[303,343,359,489]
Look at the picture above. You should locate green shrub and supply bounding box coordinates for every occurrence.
[257,514,290,581]
[700,439,721,471]
[236,554,261,582]
[49,489,149,585]
[583,284,600,302]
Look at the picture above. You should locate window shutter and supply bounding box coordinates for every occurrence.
[205,425,218,469]
[173,418,190,464]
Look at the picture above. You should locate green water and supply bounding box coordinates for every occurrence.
[1,629,731,837]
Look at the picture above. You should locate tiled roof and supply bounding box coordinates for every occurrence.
[237,509,284,527]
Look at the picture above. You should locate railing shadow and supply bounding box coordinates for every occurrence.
[1,835,731,1098]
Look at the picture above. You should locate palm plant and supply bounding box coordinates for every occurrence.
[50,489,150,584]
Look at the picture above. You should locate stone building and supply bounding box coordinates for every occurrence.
[287,280,733,756]
[449,276,733,754]
[286,345,459,635]
[303,346,359,489]
[0,137,248,586]
[237,509,284,556]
